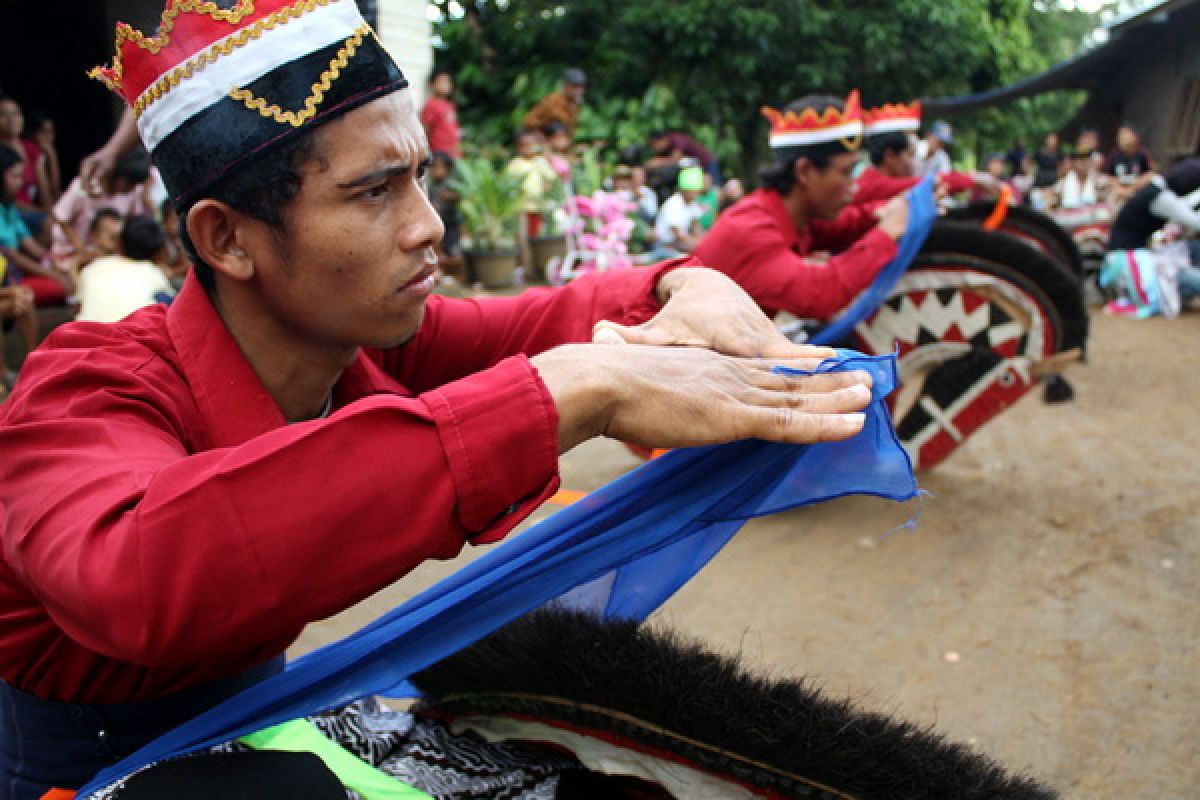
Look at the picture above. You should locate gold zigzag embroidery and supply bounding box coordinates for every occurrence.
[94,0,259,91]
[132,0,335,118]
[229,24,369,128]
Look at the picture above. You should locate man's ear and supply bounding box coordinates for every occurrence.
[185,200,256,282]
[792,157,811,188]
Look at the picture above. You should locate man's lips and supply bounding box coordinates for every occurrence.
[400,263,436,290]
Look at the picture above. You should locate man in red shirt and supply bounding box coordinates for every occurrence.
[419,70,461,158]
[853,101,976,206]
[693,91,909,321]
[0,2,872,795]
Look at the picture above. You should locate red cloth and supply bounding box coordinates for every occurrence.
[691,189,897,319]
[420,97,461,158]
[18,274,67,307]
[0,262,683,704]
[853,166,974,205]
[16,140,42,207]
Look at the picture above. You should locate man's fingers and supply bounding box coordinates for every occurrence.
[740,383,872,414]
[747,365,874,393]
[741,407,867,443]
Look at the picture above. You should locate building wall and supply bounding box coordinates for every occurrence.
[1078,6,1200,161]
[376,0,434,109]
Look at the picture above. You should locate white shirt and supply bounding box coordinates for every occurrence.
[654,193,705,248]
[76,255,173,324]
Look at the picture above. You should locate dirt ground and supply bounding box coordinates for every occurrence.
[295,310,1200,799]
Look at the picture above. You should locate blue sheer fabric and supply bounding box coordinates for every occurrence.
[80,350,917,797]
[811,176,937,345]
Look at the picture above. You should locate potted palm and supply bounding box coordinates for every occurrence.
[452,156,524,289]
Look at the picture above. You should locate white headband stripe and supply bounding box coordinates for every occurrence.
[865,118,920,135]
[769,121,863,149]
[136,0,364,151]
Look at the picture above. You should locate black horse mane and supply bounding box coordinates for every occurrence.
[411,610,1057,800]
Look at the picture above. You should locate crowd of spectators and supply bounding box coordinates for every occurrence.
[0,95,187,398]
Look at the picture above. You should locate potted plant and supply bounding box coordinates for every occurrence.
[452,156,524,289]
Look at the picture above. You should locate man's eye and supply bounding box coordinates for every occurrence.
[364,183,389,199]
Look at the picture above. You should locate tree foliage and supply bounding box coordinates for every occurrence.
[431,0,1113,178]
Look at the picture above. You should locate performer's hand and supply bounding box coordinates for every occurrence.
[876,195,909,240]
[592,267,836,361]
[531,343,872,452]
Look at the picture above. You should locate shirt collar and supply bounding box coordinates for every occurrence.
[753,188,803,250]
[166,272,402,448]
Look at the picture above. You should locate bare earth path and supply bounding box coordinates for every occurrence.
[295,311,1200,799]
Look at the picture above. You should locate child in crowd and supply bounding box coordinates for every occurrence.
[0,145,70,307]
[0,255,36,397]
[50,147,152,267]
[57,208,123,280]
[75,215,176,324]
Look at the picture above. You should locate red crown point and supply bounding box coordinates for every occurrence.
[91,0,299,104]
[762,90,863,148]
[863,100,922,134]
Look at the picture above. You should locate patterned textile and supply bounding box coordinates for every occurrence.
[98,699,572,800]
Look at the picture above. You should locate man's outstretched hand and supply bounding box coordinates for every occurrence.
[533,267,877,453]
[591,267,835,362]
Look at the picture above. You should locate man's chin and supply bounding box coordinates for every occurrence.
[372,304,427,349]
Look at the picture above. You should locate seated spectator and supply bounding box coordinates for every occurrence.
[75,215,175,324]
[719,178,745,214]
[646,129,719,188]
[428,151,465,280]
[1033,132,1063,188]
[972,153,1022,204]
[58,207,123,278]
[0,97,56,243]
[51,147,152,267]
[1075,127,1100,159]
[0,146,70,307]
[1055,150,1108,209]
[0,266,36,397]
[652,166,707,258]
[1105,159,1200,306]
[611,164,658,222]
[915,120,954,178]
[1106,123,1157,201]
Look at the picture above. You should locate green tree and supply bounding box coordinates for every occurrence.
[431,0,1111,179]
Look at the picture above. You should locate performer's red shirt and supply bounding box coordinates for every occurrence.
[0,263,680,704]
[692,189,897,319]
[853,165,974,205]
[420,96,460,157]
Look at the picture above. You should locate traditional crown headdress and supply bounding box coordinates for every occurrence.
[761,89,863,151]
[863,101,922,136]
[92,0,408,205]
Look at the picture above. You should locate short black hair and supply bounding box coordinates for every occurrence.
[114,147,153,186]
[121,214,167,262]
[866,132,911,167]
[760,94,845,195]
[89,207,121,233]
[179,128,320,293]
[22,109,50,139]
[541,120,568,138]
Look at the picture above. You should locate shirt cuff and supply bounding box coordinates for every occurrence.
[423,355,561,542]
[616,255,698,325]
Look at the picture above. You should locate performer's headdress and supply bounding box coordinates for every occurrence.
[92,0,408,206]
[761,90,863,155]
[863,101,922,137]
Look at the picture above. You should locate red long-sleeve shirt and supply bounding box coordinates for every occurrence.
[691,189,897,319]
[0,263,677,704]
[853,166,974,205]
